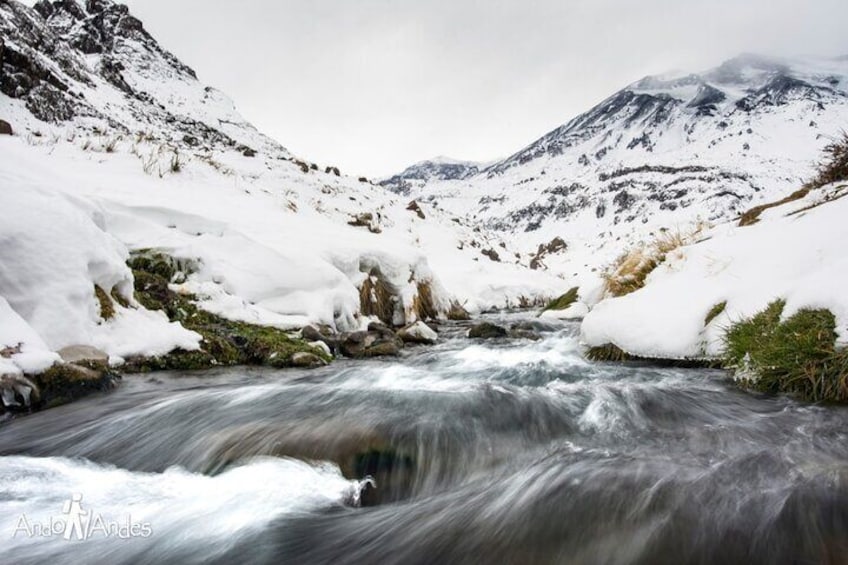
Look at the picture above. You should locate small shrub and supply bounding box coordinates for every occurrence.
[704,301,727,326]
[809,132,848,189]
[542,287,579,312]
[723,300,848,402]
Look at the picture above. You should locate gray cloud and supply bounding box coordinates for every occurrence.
[118,0,848,176]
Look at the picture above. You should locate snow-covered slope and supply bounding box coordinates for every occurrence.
[581,180,848,360]
[393,54,848,276]
[0,0,566,375]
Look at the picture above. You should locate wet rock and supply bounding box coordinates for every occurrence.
[468,322,508,339]
[291,352,328,369]
[301,325,338,353]
[511,320,560,333]
[0,373,40,410]
[367,321,396,336]
[366,339,402,357]
[0,120,12,135]
[34,363,118,409]
[57,345,109,368]
[397,321,438,345]
[508,329,542,341]
[339,331,402,358]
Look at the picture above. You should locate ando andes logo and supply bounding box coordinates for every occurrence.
[13,494,153,541]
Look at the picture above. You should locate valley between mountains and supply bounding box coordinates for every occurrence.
[2,0,848,408]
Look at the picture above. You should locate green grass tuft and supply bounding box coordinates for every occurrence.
[704,301,727,326]
[723,300,848,402]
[542,287,579,312]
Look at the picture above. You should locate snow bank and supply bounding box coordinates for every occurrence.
[0,162,201,372]
[0,122,567,367]
[581,183,848,358]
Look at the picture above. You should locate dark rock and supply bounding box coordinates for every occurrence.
[468,322,508,339]
[406,200,426,219]
[367,321,396,338]
[242,147,256,157]
[32,363,118,410]
[339,331,402,358]
[365,339,401,357]
[529,236,568,270]
[0,373,39,410]
[0,120,12,135]
[511,320,560,333]
[301,325,339,354]
[481,249,501,262]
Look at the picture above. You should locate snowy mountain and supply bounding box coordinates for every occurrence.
[1,0,286,156]
[380,156,485,195]
[393,54,848,271]
[0,0,565,378]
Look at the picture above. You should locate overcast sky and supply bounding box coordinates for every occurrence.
[119,0,847,177]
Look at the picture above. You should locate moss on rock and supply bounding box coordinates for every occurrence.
[585,343,634,362]
[34,363,118,409]
[126,255,331,372]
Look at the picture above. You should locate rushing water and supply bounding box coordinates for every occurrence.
[2,315,848,564]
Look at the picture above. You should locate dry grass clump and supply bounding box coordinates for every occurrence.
[603,229,696,297]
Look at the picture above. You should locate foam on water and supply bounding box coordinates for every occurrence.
[0,455,364,560]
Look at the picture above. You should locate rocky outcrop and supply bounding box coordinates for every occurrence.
[0,119,12,135]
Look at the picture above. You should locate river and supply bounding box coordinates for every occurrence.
[1,315,847,564]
